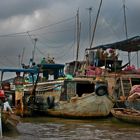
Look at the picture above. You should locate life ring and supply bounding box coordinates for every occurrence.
[95,83,108,96]
[47,96,55,109]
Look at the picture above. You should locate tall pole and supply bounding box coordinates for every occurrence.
[18,54,21,68]
[137,51,139,68]
[90,0,102,48]
[74,9,81,74]
[0,108,2,138]
[123,0,130,65]
[123,0,128,39]
[21,47,25,66]
[32,38,38,63]
[86,7,93,45]
[76,9,80,62]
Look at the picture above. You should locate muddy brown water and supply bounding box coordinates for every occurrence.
[2,116,140,140]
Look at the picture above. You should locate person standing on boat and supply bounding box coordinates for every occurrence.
[41,57,47,64]
[29,62,39,82]
[94,48,100,67]
[13,72,25,113]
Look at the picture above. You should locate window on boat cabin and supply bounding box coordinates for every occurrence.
[76,82,95,97]
[65,81,95,98]
[59,80,95,101]
[131,78,140,86]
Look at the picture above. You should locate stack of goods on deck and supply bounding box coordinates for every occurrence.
[123,65,140,73]
[128,85,140,101]
[86,65,103,76]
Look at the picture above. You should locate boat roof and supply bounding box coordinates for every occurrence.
[86,36,140,52]
[41,64,65,69]
[0,68,37,73]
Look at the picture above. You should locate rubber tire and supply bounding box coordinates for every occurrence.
[95,85,108,96]
[47,96,55,109]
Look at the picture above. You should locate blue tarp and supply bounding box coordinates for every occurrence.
[0,68,37,73]
[41,64,64,69]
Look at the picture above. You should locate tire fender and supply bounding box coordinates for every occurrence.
[95,84,108,96]
[47,96,55,109]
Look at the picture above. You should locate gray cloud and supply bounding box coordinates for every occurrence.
[0,0,139,67]
[0,0,51,19]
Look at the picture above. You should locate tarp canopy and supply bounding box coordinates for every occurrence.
[41,64,64,69]
[86,36,140,52]
[0,68,37,73]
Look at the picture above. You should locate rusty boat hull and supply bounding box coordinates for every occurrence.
[47,93,114,118]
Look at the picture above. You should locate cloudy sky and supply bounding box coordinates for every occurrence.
[0,0,140,68]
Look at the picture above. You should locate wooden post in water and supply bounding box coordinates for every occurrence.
[0,107,2,138]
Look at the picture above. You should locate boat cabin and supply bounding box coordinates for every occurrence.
[59,78,108,101]
[73,36,140,110]
[40,63,64,80]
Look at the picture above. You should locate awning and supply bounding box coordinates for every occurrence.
[0,68,37,73]
[86,36,140,52]
[41,64,64,69]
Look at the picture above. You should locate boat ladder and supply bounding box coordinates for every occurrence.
[120,77,132,97]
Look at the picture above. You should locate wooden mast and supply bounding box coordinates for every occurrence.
[86,7,93,45]
[123,0,130,65]
[74,9,81,74]
[90,0,102,49]
[32,38,38,64]
[75,9,80,63]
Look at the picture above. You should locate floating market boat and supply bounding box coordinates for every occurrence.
[46,77,114,118]
[0,92,20,132]
[83,36,140,110]
[1,111,20,132]
[0,63,65,116]
[111,108,140,124]
[29,36,140,118]
[39,36,140,119]
[0,68,38,116]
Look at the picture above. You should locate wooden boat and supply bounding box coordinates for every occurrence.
[46,77,115,118]
[31,36,140,118]
[45,36,140,119]
[0,63,65,117]
[0,68,39,117]
[83,36,140,110]
[111,108,140,124]
[1,109,20,132]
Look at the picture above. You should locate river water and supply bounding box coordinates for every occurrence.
[2,116,140,140]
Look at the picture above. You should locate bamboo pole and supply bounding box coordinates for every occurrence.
[0,107,2,138]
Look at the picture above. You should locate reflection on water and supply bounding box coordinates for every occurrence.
[2,117,140,140]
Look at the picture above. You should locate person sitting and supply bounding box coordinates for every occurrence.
[3,97,14,113]
[103,50,109,60]
[108,48,118,60]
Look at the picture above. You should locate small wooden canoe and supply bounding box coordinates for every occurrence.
[111,108,140,124]
[2,112,20,131]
